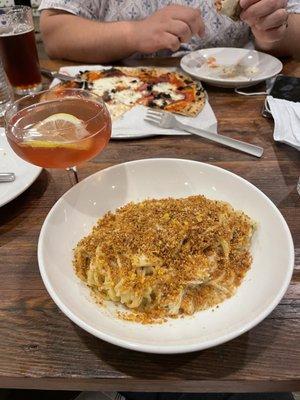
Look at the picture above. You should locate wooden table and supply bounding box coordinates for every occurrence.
[0,54,299,393]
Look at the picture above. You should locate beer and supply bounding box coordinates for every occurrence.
[0,6,42,95]
[0,29,42,93]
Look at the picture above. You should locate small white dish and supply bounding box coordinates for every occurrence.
[38,158,294,354]
[181,48,283,88]
[0,128,41,207]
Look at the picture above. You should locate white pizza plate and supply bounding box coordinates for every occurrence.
[0,128,42,207]
[38,158,294,354]
[181,48,283,88]
[51,65,218,139]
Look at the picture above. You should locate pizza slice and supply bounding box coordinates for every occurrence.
[215,0,242,20]
[132,69,205,117]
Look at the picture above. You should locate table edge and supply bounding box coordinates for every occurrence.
[1,377,300,392]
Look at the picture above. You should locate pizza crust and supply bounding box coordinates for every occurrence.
[106,102,131,121]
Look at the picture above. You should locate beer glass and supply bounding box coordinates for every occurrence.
[0,6,42,95]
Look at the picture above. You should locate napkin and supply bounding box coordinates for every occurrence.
[52,65,218,139]
[267,96,300,151]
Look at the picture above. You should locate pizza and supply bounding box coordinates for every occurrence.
[52,67,206,121]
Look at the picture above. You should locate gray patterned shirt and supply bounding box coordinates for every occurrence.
[39,0,300,57]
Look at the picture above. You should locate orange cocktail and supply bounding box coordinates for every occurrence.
[5,89,111,176]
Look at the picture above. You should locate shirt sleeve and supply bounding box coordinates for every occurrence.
[38,0,98,19]
[287,0,300,13]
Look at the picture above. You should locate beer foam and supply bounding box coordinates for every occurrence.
[0,24,32,36]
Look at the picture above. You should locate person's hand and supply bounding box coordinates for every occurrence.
[240,0,288,43]
[130,5,205,54]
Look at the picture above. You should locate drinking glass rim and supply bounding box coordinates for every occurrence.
[5,88,109,135]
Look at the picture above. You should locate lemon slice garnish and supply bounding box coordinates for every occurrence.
[21,140,86,149]
[39,113,82,125]
[22,113,90,150]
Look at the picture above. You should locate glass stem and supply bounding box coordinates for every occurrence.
[67,166,79,186]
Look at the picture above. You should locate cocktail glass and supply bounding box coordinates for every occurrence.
[5,88,111,184]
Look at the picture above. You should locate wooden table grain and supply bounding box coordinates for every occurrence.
[0,54,299,393]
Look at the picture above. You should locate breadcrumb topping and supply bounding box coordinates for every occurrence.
[73,195,255,324]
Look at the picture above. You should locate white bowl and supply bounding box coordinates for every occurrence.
[38,159,294,354]
[180,48,283,88]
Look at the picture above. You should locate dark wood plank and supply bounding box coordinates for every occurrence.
[0,54,299,392]
[0,291,299,390]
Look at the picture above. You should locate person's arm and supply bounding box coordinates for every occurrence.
[239,0,300,58]
[40,11,137,62]
[40,5,204,63]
